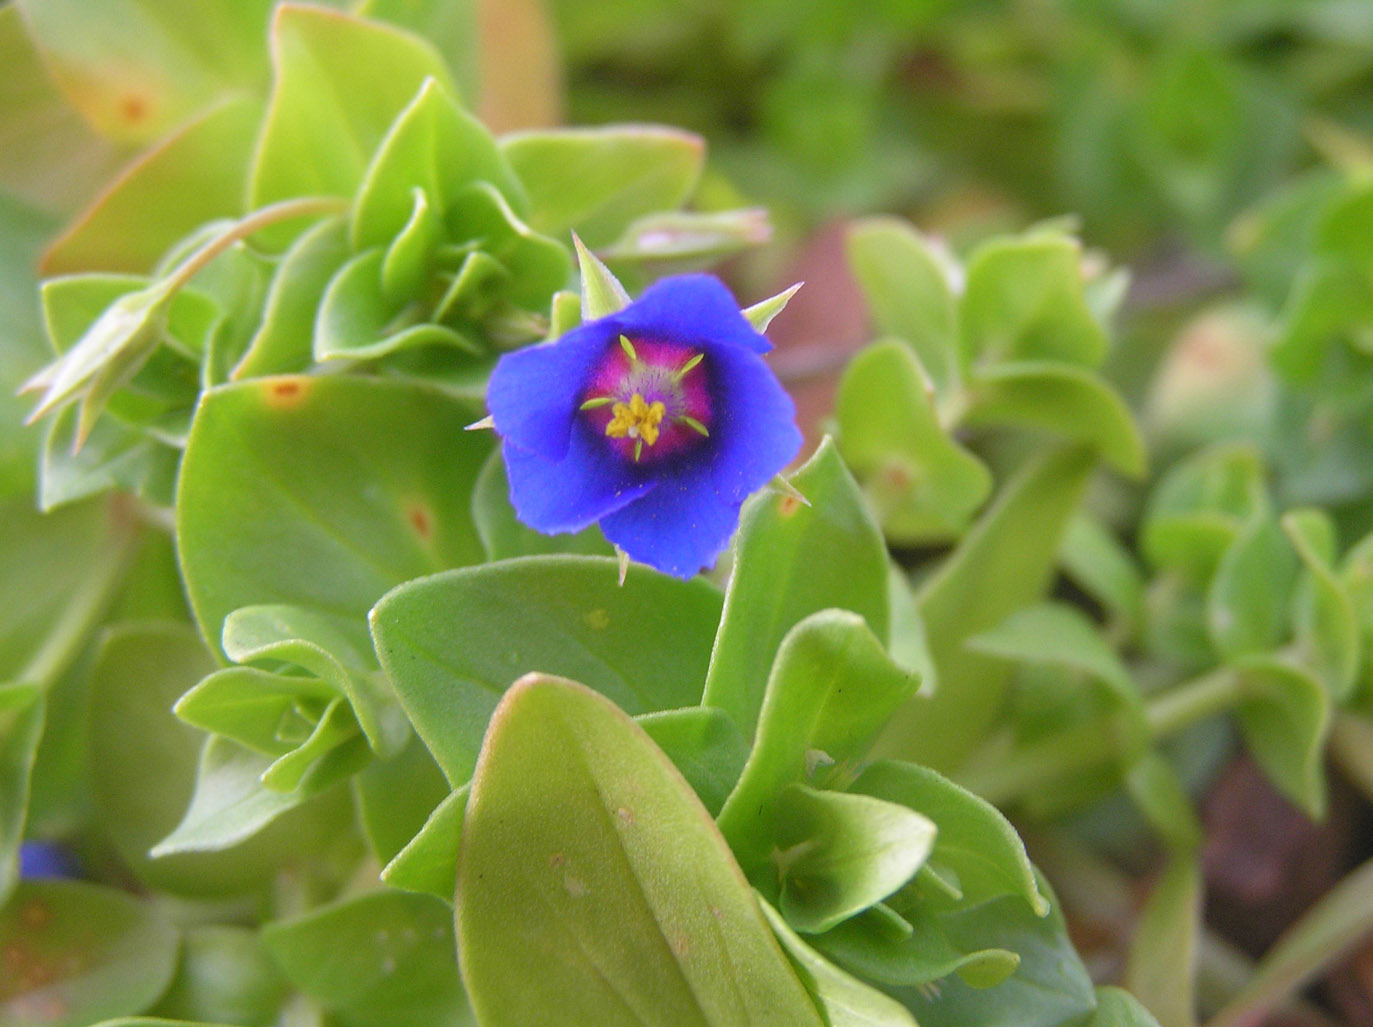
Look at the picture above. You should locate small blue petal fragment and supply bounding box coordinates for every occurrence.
[615,274,773,354]
[19,840,81,880]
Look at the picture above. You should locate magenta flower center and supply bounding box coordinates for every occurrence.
[579,334,713,464]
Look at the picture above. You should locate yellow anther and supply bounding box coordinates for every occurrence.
[605,393,665,455]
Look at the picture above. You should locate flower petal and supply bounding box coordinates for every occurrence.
[486,322,611,461]
[614,274,773,355]
[503,427,657,535]
[600,465,742,578]
[701,340,804,504]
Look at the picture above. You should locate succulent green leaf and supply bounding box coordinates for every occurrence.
[151,735,354,857]
[13,0,273,144]
[382,784,468,903]
[249,4,456,244]
[574,232,631,319]
[963,361,1147,478]
[878,446,1095,769]
[456,675,823,1027]
[847,217,959,398]
[758,896,917,1027]
[0,682,44,905]
[502,125,703,247]
[471,450,610,560]
[231,217,349,379]
[1207,512,1299,660]
[775,784,936,934]
[262,891,471,1026]
[1089,988,1165,1027]
[899,883,1096,1027]
[258,698,364,793]
[1141,443,1267,580]
[177,376,491,656]
[1060,513,1145,636]
[1125,857,1201,1027]
[1234,654,1331,817]
[314,248,478,362]
[887,566,937,688]
[598,208,772,266]
[835,339,991,542]
[705,439,890,738]
[352,77,524,251]
[1283,510,1360,699]
[447,181,570,309]
[0,880,178,1026]
[354,732,450,865]
[812,903,1020,990]
[971,602,1146,739]
[636,706,750,817]
[150,925,289,1027]
[381,188,443,301]
[850,760,1047,915]
[717,611,918,873]
[959,234,1108,370]
[1123,752,1203,853]
[42,97,261,276]
[370,556,722,783]
[40,408,178,512]
[174,666,335,757]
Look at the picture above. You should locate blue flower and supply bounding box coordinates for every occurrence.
[486,274,802,578]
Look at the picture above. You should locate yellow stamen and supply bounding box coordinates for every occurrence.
[619,334,638,362]
[673,353,704,381]
[579,396,614,410]
[678,415,709,437]
[605,392,666,456]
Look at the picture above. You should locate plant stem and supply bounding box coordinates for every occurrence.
[957,666,1243,806]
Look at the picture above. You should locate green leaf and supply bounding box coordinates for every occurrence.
[354,733,451,864]
[502,126,702,247]
[717,611,918,872]
[258,698,364,793]
[356,0,479,101]
[471,450,610,560]
[262,891,471,1026]
[959,235,1107,370]
[150,925,288,1027]
[249,4,456,241]
[456,675,823,1027]
[382,784,468,903]
[0,880,178,1026]
[1060,513,1145,637]
[1089,988,1164,1027]
[1123,752,1203,853]
[314,248,478,362]
[775,784,935,934]
[963,361,1147,478]
[970,602,1145,730]
[899,885,1096,1027]
[0,6,123,217]
[177,376,491,656]
[40,408,178,512]
[878,446,1095,769]
[1141,443,1267,580]
[846,217,959,399]
[447,181,570,310]
[574,233,630,319]
[598,208,771,266]
[13,0,273,144]
[221,604,405,758]
[1207,854,1373,1027]
[352,77,524,251]
[89,623,347,896]
[0,683,44,905]
[151,735,354,856]
[42,97,261,275]
[173,666,336,757]
[850,760,1047,915]
[835,340,991,542]
[371,556,722,783]
[758,896,917,1027]
[1125,857,1201,1027]
[1207,512,1298,660]
[704,439,889,738]
[231,216,350,379]
[637,706,750,818]
[1283,510,1360,699]
[1234,655,1331,817]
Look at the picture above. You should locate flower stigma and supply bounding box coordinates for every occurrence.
[579,334,712,464]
